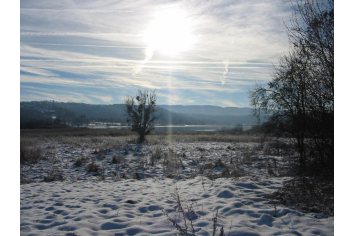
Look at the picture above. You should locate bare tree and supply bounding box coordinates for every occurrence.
[250,0,333,175]
[250,50,310,172]
[124,90,161,142]
[288,0,334,172]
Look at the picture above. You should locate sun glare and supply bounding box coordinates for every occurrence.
[144,8,196,57]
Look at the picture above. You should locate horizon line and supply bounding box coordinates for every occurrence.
[20,100,252,109]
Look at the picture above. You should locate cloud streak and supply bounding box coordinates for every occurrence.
[220,61,229,85]
[20,0,291,107]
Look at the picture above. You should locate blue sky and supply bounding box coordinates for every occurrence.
[20,0,292,107]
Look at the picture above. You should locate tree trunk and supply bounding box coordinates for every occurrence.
[138,132,145,143]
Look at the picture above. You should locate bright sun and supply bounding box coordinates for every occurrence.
[144,8,196,57]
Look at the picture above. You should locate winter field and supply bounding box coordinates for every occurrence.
[20,129,334,235]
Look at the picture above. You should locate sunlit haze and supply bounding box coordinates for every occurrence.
[144,7,196,57]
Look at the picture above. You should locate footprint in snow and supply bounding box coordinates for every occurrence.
[217,190,234,198]
[257,214,274,227]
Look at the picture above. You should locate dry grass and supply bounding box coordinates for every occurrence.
[163,187,229,236]
[163,149,184,178]
[21,128,266,144]
[149,146,163,166]
[146,132,265,144]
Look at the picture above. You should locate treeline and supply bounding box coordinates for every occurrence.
[20,101,261,128]
[20,108,91,129]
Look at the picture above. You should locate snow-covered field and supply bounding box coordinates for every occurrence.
[20,135,334,235]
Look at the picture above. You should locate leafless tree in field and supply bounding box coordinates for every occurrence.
[250,0,333,175]
[124,90,161,142]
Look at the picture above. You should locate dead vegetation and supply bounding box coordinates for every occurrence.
[20,129,333,217]
[86,158,101,173]
[163,187,229,235]
[20,140,44,164]
[268,176,334,216]
[73,156,87,167]
[43,167,65,182]
[149,146,163,166]
[112,153,124,164]
[163,148,184,178]
[19,131,291,183]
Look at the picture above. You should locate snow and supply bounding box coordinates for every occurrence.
[20,139,334,235]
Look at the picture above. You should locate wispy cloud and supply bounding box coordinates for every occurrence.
[217,100,238,108]
[90,95,113,103]
[21,8,135,13]
[21,87,94,103]
[20,32,138,37]
[25,42,145,49]
[20,66,56,77]
[220,61,229,85]
[20,0,291,106]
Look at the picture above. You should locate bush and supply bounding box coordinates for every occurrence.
[133,172,140,180]
[149,146,163,166]
[270,177,334,216]
[214,159,226,168]
[112,154,124,164]
[73,156,87,167]
[20,169,33,184]
[98,152,106,160]
[229,163,245,178]
[43,167,65,182]
[20,141,43,164]
[87,159,101,173]
[241,147,258,163]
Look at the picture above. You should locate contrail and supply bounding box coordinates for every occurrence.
[220,61,229,85]
[132,46,155,75]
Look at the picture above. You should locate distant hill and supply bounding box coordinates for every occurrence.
[20,101,262,128]
[159,105,261,124]
[160,105,252,116]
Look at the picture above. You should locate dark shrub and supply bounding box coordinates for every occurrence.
[43,167,65,182]
[87,159,101,173]
[20,141,43,164]
[73,157,87,167]
[112,154,123,164]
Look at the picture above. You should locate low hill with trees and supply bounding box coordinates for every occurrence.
[20,101,261,129]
